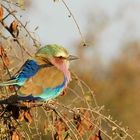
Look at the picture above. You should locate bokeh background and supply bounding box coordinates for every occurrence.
[14,0,140,139]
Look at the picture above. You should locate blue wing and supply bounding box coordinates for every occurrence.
[0,59,40,86]
[15,59,40,85]
[0,59,53,87]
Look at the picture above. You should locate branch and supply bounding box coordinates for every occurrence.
[1,4,40,47]
[61,0,87,47]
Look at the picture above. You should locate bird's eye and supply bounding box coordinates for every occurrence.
[56,56,64,59]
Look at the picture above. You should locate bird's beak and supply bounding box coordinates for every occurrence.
[67,55,79,61]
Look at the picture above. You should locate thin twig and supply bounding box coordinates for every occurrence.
[0,19,32,57]
[61,0,87,46]
[2,4,40,47]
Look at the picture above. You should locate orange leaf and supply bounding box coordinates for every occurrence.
[76,122,85,136]
[24,111,33,123]
[8,86,16,93]
[9,20,19,37]
[18,110,25,122]
[12,131,20,140]
[0,44,4,56]
[0,44,10,68]
[81,111,93,130]
[89,131,103,140]
[74,110,94,136]
[10,20,18,32]
[54,117,68,140]
[0,5,4,21]
[89,135,100,140]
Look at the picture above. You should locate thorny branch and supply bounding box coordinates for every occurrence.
[1,4,41,47]
[0,10,32,57]
[0,91,135,140]
[61,0,87,47]
[0,3,41,58]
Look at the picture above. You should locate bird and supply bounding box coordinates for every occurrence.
[0,44,78,101]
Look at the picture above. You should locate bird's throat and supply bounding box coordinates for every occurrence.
[51,59,71,84]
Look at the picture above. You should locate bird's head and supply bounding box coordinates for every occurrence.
[35,44,78,80]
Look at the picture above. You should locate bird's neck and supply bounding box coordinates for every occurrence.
[51,59,71,83]
[59,62,71,82]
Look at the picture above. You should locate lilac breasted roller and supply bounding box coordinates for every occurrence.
[0,44,78,101]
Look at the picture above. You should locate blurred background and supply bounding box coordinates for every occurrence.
[14,0,140,139]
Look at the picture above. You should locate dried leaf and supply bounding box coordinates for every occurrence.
[9,20,19,37]
[81,111,93,130]
[76,122,85,136]
[8,86,16,93]
[89,131,102,140]
[24,111,32,123]
[0,5,4,21]
[12,131,20,140]
[89,135,100,140]
[0,44,10,68]
[74,110,93,136]
[10,20,18,32]
[18,110,25,122]
[54,117,68,140]
[18,109,33,123]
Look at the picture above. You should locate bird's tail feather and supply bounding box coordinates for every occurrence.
[0,79,17,86]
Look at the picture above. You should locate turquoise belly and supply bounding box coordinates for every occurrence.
[34,77,67,101]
